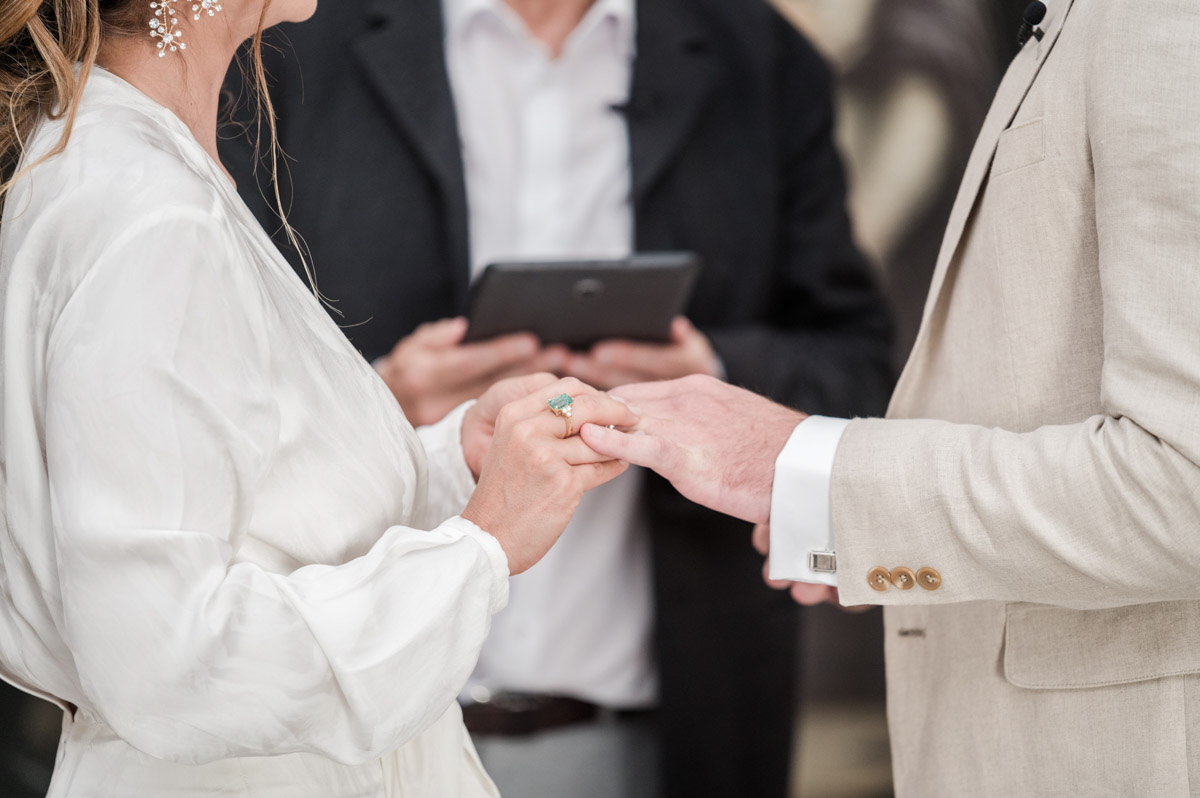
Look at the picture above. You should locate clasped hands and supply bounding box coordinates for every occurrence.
[459,371,852,607]
[442,316,718,576]
[385,316,848,605]
[578,375,855,609]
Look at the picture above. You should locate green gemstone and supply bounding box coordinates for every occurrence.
[548,393,574,412]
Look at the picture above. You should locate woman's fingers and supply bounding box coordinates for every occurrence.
[526,391,641,440]
[560,437,625,466]
[504,376,601,418]
[576,459,630,493]
[495,376,641,433]
[477,372,560,416]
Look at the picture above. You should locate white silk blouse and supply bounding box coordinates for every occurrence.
[0,67,507,797]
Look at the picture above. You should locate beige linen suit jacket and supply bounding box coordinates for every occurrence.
[830,0,1200,793]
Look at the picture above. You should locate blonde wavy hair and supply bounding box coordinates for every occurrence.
[0,0,321,293]
[0,0,280,212]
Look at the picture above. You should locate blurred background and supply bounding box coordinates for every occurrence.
[0,1,1038,795]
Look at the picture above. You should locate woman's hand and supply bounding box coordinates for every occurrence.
[461,373,560,480]
[462,377,638,575]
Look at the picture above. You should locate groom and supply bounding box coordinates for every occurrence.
[584,0,1200,794]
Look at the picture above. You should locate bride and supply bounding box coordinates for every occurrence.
[0,0,635,795]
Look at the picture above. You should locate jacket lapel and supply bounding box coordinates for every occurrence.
[629,0,718,202]
[352,0,472,303]
[890,0,1076,415]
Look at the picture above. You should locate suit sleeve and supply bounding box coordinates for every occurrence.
[705,13,894,419]
[830,0,1200,609]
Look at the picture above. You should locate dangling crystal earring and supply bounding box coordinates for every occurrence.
[149,0,185,57]
[191,0,223,21]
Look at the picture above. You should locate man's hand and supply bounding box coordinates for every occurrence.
[377,317,569,426]
[751,524,869,610]
[579,374,805,524]
[565,317,721,390]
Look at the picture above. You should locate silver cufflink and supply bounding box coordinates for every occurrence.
[808,551,837,573]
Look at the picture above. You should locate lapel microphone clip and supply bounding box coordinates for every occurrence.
[1017,1,1048,48]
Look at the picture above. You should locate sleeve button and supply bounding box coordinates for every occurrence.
[916,567,942,591]
[891,566,916,590]
[868,566,892,592]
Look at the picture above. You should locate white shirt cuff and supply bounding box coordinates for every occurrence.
[768,415,850,586]
[416,400,478,518]
[441,515,511,615]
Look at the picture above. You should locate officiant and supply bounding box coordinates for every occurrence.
[223,0,892,795]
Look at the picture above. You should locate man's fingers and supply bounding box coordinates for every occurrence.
[479,352,572,394]
[577,458,630,493]
[762,559,792,591]
[670,316,694,345]
[606,378,690,406]
[494,349,570,384]
[563,355,651,391]
[572,393,641,430]
[789,583,838,606]
[443,332,541,383]
[592,340,679,378]
[533,345,571,376]
[410,316,469,348]
[579,423,673,472]
[751,523,770,556]
[425,387,494,421]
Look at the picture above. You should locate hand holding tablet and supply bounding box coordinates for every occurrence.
[464,252,700,351]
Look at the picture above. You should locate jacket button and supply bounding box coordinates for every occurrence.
[916,567,942,591]
[868,566,892,592]
[891,566,916,590]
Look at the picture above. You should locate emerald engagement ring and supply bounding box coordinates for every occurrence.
[547,393,575,438]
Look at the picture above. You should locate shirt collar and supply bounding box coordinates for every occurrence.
[441,0,493,36]
[442,0,636,53]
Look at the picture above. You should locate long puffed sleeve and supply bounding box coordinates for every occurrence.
[417,401,479,522]
[44,205,508,765]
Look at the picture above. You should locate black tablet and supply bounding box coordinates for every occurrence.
[463,252,700,350]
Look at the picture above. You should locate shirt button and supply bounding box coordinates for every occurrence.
[916,567,943,591]
[890,566,916,590]
[867,566,892,592]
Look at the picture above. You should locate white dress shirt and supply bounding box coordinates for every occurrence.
[0,67,504,797]
[444,0,658,708]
